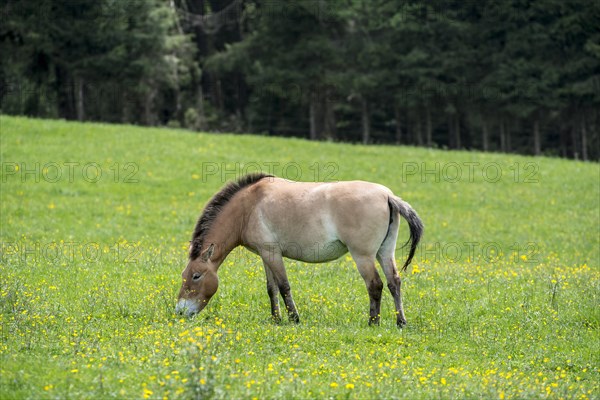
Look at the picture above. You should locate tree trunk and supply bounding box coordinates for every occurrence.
[500,121,507,152]
[197,84,206,130]
[482,120,489,151]
[426,106,432,147]
[570,123,579,159]
[447,114,454,148]
[174,88,182,126]
[75,76,85,121]
[395,106,403,144]
[533,119,541,156]
[309,96,317,140]
[234,73,246,128]
[506,121,512,152]
[25,81,40,116]
[216,79,224,112]
[324,92,336,140]
[361,97,370,145]
[415,111,423,146]
[581,116,588,161]
[121,86,131,124]
[559,125,567,158]
[55,65,75,120]
[144,87,156,126]
[454,114,461,149]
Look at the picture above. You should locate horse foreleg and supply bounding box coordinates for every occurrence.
[261,252,300,323]
[263,265,282,323]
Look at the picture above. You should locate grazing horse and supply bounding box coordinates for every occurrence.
[176,173,423,327]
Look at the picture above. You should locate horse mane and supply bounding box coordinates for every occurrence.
[189,173,273,259]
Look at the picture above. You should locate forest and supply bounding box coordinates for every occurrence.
[1,0,598,159]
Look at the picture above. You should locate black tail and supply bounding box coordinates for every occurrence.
[389,196,424,271]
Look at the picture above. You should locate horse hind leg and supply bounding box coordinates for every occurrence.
[376,209,407,327]
[352,254,384,326]
[377,225,407,327]
[377,254,407,327]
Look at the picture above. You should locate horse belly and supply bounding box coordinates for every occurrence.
[280,239,348,263]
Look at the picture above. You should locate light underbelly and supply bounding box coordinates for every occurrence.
[242,240,348,263]
[281,240,348,263]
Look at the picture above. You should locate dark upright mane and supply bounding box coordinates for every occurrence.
[189,173,273,259]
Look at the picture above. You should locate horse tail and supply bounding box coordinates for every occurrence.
[388,196,424,271]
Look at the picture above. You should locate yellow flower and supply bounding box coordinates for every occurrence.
[345,383,354,389]
[330,382,338,388]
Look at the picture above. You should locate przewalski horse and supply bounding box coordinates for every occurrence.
[176,173,423,327]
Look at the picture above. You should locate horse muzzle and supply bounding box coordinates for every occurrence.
[175,298,201,317]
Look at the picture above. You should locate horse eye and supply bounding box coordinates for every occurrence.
[192,272,202,282]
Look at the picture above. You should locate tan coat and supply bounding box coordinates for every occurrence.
[177,174,423,327]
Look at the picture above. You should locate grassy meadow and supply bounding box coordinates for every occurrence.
[1,115,599,399]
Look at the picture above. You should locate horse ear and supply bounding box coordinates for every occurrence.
[201,243,215,262]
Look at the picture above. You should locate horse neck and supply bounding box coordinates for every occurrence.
[204,199,245,267]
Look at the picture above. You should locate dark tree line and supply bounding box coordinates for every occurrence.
[1,0,598,159]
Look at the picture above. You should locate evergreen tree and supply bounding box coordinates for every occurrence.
[2,0,598,159]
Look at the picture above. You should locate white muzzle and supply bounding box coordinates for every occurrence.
[175,298,200,316]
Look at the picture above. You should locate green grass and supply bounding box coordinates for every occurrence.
[1,115,598,399]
